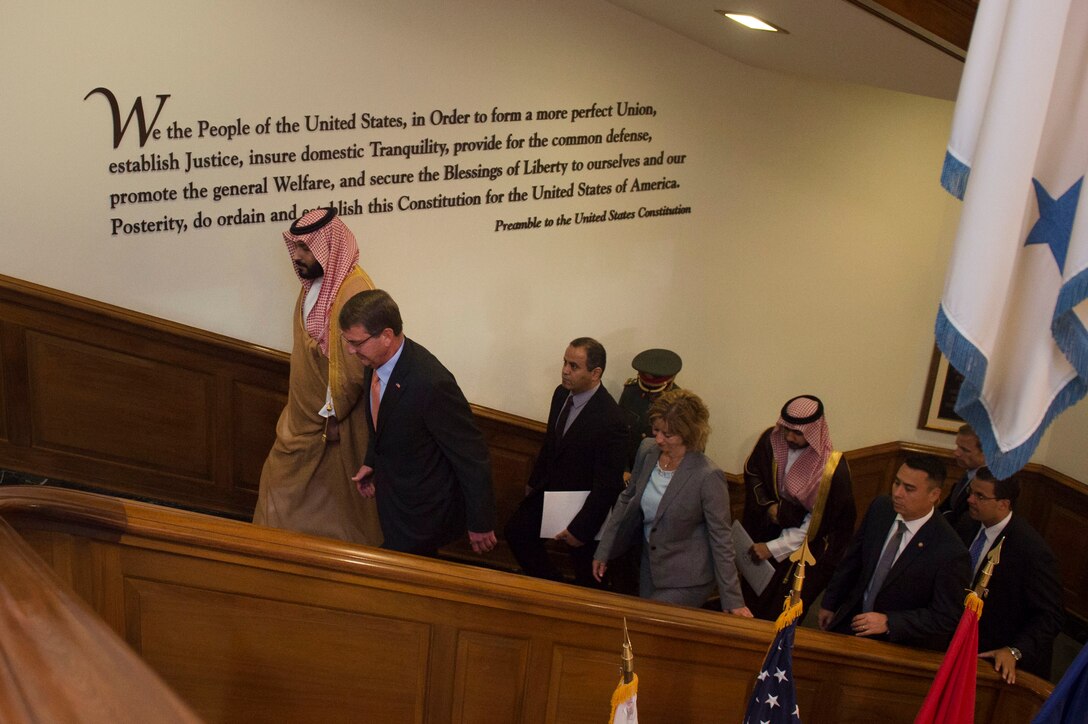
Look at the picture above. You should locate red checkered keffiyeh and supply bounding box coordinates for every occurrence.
[283,208,360,356]
[769,395,834,510]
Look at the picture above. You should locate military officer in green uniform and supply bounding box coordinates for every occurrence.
[618,348,683,468]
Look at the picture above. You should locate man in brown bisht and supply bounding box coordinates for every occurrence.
[741,395,855,620]
[253,208,381,546]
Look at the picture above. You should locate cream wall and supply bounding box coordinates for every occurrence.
[1,0,1082,480]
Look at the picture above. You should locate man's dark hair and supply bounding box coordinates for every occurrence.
[957,423,980,443]
[338,289,403,336]
[903,453,947,488]
[976,467,1020,508]
[570,337,606,373]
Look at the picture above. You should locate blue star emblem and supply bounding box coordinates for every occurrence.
[1025,176,1083,272]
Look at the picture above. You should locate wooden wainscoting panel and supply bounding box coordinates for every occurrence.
[451,631,529,724]
[25,330,213,479]
[832,683,929,724]
[974,684,999,724]
[16,526,129,639]
[230,380,285,495]
[0,274,290,516]
[1012,465,1088,625]
[792,678,823,724]
[548,644,758,724]
[124,576,430,724]
[0,319,30,447]
[0,326,7,445]
[1038,503,1087,623]
[473,407,544,535]
[488,446,535,536]
[992,685,1049,724]
[842,442,903,523]
[0,487,1052,724]
[547,647,628,723]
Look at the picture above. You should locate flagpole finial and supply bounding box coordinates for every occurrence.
[621,618,634,684]
[973,537,1003,598]
[772,538,816,631]
[787,537,816,607]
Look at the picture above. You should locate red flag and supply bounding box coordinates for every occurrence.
[914,593,982,724]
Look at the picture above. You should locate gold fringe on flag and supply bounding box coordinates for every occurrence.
[963,590,984,617]
[775,597,804,632]
[608,674,639,713]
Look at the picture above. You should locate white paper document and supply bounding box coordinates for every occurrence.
[540,490,602,540]
[731,520,776,596]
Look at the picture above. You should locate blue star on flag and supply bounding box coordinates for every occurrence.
[1025,176,1083,273]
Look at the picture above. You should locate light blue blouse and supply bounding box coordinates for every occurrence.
[641,462,672,541]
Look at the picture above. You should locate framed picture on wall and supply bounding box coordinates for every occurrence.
[919,346,966,433]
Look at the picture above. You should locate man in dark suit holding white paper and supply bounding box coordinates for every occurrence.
[504,337,627,587]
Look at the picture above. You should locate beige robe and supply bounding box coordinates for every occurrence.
[253,269,381,546]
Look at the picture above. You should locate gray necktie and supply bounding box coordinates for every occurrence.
[863,520,907,612]
[556,394,574,437]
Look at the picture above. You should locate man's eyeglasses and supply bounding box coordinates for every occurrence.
[966,490,1000,502]
[343,332,377,351]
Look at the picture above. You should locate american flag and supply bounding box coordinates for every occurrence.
[742,621,801,724]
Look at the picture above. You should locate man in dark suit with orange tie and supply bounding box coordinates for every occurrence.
[818,454,971,651]
[958,468,1063,683]
[340,289,497,557]
[504,337,627,587]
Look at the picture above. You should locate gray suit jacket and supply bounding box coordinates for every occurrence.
[596,438,744,610]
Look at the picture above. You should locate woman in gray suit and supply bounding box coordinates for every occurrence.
[593,390,752,615]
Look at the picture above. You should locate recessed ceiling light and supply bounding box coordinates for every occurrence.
[716,10,788,34]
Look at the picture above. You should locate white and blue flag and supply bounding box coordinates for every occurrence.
[937,0,1088,477]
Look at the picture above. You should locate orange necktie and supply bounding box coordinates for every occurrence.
[370,372,381,428]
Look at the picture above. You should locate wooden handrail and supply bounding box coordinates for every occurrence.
[0,514,200,723]
[0,486,1052,723]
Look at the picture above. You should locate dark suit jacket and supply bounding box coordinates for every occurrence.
[957,513,1063,678]
[938,471,973,529]
[823,496,971,650]
[525,384,627,544]
[596,438,745,610]
[364,337,495,553]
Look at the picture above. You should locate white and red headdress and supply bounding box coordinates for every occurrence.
[283,208,359,356]
[769,395,834,510]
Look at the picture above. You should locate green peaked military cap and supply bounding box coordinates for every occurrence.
[630,348,682,378]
